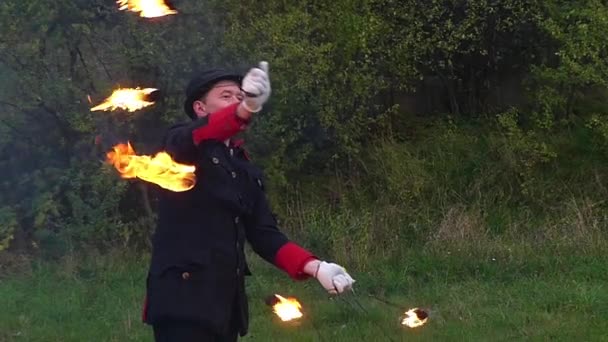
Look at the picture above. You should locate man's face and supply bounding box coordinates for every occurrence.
[192,80,243,118]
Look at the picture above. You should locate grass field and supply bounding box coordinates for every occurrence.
[1,242,607,342]
[3,112,608,341]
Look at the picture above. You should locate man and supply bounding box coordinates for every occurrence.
[143,61,355,341]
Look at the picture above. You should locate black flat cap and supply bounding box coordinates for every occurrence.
[183,69,243,119]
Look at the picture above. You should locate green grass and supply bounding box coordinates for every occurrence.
[1,245,607,341]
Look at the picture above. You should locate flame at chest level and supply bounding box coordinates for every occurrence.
[106,142,196,192]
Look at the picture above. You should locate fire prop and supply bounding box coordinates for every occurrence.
[116,0,177,18]
[401,308,429,328]
[267,294,303,322]
[106,142,196,192]
[90,87,158,112]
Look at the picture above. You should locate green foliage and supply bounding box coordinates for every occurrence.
[0,0,235,253]
[272,115,607,267]
[376,0,546,115]
[530,0,608,120]
[219,1,395,178]
[0,207,18,251]
[494,107,558,194]
[1,0,607,257]
[2,5,608,340]
[587,113,608,155]
[365,141,428,204]
[61,162,134,250]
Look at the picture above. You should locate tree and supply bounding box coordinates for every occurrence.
[531,0,608,122]
[374,0,546,116]
[0,0,234,253]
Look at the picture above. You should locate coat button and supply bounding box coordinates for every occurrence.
[236,241,240,249]
[234,217,240,224]
[236,267,240,276]
[212,157,219,164]
[230,149,234,157]
[231,171,237,178]
[257,179,263,187]
[181,272,190,280]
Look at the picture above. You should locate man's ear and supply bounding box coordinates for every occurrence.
[193,99,207,116]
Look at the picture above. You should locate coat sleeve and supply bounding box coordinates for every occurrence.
[164,103,248,163]
[245,188,318,280]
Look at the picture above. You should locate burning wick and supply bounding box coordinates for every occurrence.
[401,308,429,328]
[90,87,158,112]
[106,142,196,192]
[116,0,177,18]
[266,294,303,322]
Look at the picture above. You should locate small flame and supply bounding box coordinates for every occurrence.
[91,87,158,112]
[401,308,428,328]
[272,294,303,322]
[106,142,196,192]
[116,0,177,18]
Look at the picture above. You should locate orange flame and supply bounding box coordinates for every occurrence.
[91,87,158,112]
[106,142,196,192]
[272,294,303,322]
[401,308,428,328]
[116,0,177,18]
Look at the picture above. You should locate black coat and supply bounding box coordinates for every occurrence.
[144,119,291,336]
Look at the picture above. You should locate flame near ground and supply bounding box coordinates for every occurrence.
[271,294,303,322]
[401,307,429,328]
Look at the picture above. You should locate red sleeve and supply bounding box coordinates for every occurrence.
[274,242,318,280]
[192,103,249,145]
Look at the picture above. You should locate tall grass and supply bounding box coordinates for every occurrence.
[270,118,608,270]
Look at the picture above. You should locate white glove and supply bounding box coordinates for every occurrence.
[241,61,271,113]
[315,261,356,295]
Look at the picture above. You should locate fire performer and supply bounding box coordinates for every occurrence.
[143,61,355,341]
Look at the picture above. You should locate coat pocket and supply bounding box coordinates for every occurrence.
[146,261,237,334]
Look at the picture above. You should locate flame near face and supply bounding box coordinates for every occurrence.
[401,308,429,328]
[91,87,158,112]
[272,294,303,322]
[116,0,177,18]
[106,142,196,192]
